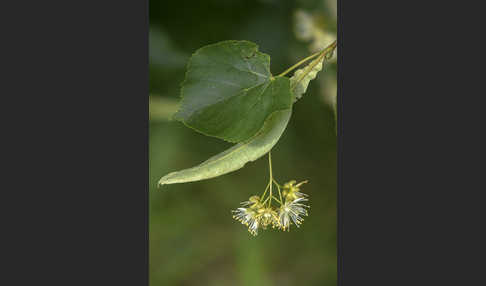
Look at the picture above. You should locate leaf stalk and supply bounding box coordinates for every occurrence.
[277,40,337,78]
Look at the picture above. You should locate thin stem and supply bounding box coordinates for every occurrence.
[272,196,282,204]
[277,40,337,78]
[276,184,283,205]
[325,40,337,55]
[268,152,273,207]
[260,181,271,201]
[262,196,271,205]
[276,50,323,77]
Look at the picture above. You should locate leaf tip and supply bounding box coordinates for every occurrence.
[157,175,170,188]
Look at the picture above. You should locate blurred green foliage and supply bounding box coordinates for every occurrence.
[150,0,337,285]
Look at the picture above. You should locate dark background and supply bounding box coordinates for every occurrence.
[149,0,337,285]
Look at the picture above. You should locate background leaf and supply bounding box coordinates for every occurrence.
[159,109,292,185]
[174,40,292,143]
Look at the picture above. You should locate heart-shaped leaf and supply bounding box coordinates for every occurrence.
[173,40,293,143]
[159,109,292,186]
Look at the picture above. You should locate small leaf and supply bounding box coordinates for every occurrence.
[290,54,325,102]
[174,40,293,143]
[159,109,292,186]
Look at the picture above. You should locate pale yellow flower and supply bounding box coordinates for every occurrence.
[232,196,263,236]
[282,180,309,202]
[257,207,280,229]
[278,197,310,231]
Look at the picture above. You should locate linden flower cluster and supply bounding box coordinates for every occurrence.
[232,152,310,236]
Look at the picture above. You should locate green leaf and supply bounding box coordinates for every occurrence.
[290,53,325,102]
[159,109,292,186]
[174,40,293,143]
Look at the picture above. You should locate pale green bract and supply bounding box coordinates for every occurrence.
[158,109,291,186]
[289,55,325,102]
